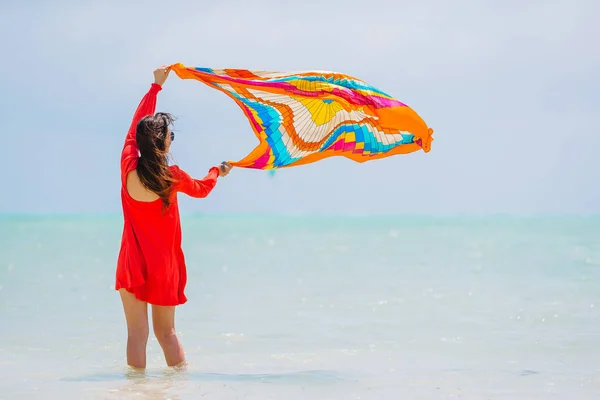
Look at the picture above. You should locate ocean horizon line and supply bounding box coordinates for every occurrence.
[1,211,599,220]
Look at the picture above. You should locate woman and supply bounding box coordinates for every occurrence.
[115,66,231,369]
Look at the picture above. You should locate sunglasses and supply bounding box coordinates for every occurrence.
[169,131,175,142]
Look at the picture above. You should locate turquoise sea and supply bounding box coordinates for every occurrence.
[1,215,599,399]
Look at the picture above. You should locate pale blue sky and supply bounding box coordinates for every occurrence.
[0,0,598,215]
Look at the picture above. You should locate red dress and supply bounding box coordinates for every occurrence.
[115,83,220,306]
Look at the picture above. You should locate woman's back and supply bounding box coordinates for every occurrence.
[126,169,160,203]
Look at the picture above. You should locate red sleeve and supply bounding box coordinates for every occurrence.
[120,83,162,183]
[172,166,220,198]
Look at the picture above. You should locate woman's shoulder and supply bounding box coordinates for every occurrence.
[169,164,180,175]
[169,165,189,180]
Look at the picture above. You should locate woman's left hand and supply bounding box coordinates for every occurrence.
[153,65,171,86]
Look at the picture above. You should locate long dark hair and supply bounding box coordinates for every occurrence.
[136,112,176,208]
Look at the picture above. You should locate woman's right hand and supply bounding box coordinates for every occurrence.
[153,65,171,86]
[219,162,232,177]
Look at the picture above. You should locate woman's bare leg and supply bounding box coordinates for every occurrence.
[119,289,149,369]
[152,305,185,367]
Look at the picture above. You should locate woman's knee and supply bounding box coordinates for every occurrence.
[153,324,177,343]
[151,305,177,343]
[128,324,150,343]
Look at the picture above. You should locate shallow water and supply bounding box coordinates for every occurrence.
[1,215,599,399]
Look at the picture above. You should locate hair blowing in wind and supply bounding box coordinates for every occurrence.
[135,112,176,207]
